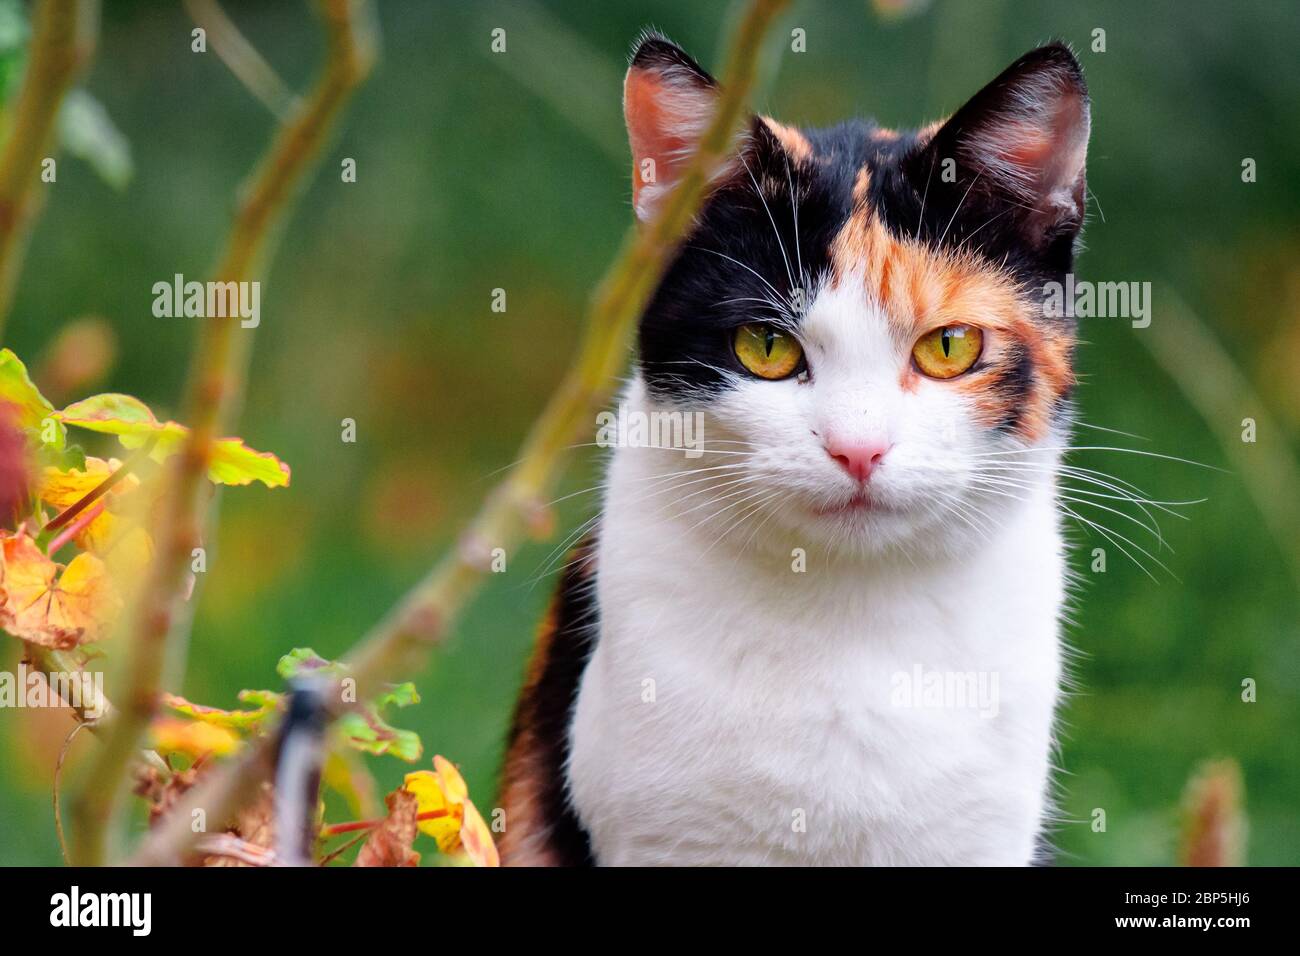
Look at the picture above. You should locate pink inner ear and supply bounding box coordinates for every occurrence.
[624,68,717,217]
[1040,92,1089,190]
[969,88,1088,208]
[626,73,683,208]
[1000,123,1052,171]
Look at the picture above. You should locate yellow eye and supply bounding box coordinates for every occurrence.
[734,323,803,380]
[912,325,983,379]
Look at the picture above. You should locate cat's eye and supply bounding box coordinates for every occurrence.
[912,325,983,379]
[734,323,804,380]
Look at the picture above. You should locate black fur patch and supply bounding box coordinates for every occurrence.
[638,118,856,401]
[501,539,598,866]
[630,31,718,88]
[991,341,1036,433]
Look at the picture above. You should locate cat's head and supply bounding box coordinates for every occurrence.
[624,33,1089,558]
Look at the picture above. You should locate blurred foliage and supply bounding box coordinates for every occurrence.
[0,0,131,189]
[0,0,1296,865]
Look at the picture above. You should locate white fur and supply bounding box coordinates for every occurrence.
[567,278,1069,865]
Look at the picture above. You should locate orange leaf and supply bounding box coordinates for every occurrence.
[433,754,470,804]
[0,532,120,647]
[458,798,500,868]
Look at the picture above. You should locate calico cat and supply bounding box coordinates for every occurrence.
[499,32,1089,866]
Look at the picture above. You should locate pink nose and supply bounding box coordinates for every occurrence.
[825,439,889,482]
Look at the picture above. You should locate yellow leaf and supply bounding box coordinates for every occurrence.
[403,769,463,853]
[39,457,133,509]
[402,755,499,865]
[39,457,142,553]
[148,716,241,758]
[0,348,64,449]
[0,533,120,647]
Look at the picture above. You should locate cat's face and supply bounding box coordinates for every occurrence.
[625,37,1089,557]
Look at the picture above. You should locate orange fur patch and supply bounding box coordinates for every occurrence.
[914,119,944,145]
[761,117,813,162]
[852,166,872,204]
[828,204,1073,440]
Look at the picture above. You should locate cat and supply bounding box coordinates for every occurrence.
[499,31,1089,866]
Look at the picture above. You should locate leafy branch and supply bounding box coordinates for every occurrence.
[125,0,791,867]
[69,0,376,866]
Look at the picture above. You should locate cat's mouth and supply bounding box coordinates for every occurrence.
[811,490,888,517]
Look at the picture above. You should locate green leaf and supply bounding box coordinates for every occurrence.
[276,648,424,763]
[208,438,293,487]
[61,392,156,426]
[57,392,291,487]
[375,682,420,710]
[0,348,65,450]
[162,689,282,731]
[58,90,133,191]
[336,712,423,763]
[276,647,343,680]
[58,443,87,471]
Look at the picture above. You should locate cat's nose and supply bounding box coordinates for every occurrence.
[825,438,890,482]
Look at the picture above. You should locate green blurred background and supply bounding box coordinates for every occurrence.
[1,0,1297,865]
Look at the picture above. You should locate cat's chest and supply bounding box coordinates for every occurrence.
[566,505,1064,866]
[571,613,1056,864]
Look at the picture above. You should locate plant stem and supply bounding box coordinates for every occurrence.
[70,0,376,867]
[46,499,103,554]
[184,0,299,120]
[319,808,449,837]
[0,0,99,337]
[22,644,170,773]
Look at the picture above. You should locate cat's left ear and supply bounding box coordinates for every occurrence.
[905,43,1090,265]
[624,32,723,222]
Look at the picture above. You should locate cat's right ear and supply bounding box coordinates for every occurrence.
[624,33,721,222]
